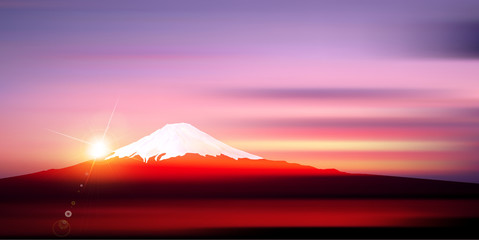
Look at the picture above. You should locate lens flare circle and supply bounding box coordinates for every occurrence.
[65,210,72,218]
[52,219,71,237]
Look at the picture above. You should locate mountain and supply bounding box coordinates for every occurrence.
[107,123,262,162]
[104,122,336,177]
[0,123,479,238]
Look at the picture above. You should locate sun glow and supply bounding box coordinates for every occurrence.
[88,140,110,159]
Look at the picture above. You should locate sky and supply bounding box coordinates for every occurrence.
[1,0,479,183]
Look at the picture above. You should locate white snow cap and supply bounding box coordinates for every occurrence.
[106,123,262,162]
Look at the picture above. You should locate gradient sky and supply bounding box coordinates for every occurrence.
[1,0,479,183]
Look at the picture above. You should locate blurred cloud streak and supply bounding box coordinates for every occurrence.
[221,88,444,99]
[234,118,479,129]
[228,139,464,152]
[401,21,479,59]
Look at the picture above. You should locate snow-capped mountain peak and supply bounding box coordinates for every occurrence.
[106,123,262,162]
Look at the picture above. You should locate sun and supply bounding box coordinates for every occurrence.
[88,140,110,159]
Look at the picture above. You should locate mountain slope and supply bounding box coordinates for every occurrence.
[1,155,479,238]
[1,155,478,200]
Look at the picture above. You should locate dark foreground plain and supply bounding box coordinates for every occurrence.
[1,155,478,238]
